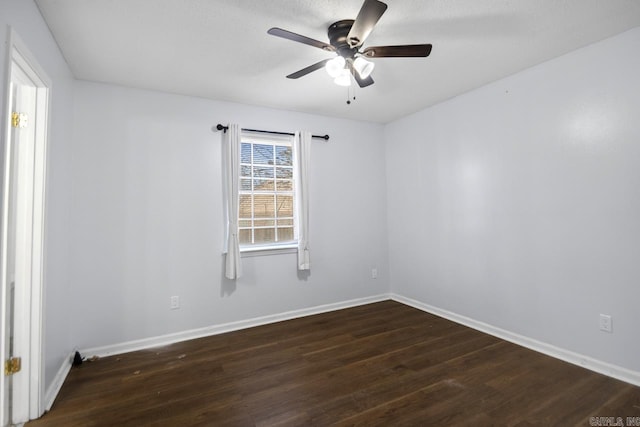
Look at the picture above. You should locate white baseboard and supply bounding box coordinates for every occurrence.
[80,293,391,359]
[391,293,640,388]
[45,291,636,415]
[44,351,74,411]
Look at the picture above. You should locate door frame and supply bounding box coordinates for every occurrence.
[0,27,50,425]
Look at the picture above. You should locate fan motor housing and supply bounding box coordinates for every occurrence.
[328,20,358,58]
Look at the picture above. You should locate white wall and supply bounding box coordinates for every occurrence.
[0,0,75,393]
[386,27,640,372]
[70,82,389,349]
[3,0,639,404]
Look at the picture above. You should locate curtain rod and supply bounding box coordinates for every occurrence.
[215,124,329,141]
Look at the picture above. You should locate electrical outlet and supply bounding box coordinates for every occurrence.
[599,314,612,333]
[371,268,378,279]
[170,296,180,310]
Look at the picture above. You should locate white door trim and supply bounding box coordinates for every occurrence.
[1,27,50,425]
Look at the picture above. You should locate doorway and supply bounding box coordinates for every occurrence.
[1,29,50,426]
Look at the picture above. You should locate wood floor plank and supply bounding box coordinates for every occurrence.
[27,300,640,426]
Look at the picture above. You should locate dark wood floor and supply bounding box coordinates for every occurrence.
[28,301,640,426]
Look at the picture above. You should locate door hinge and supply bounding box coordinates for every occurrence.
[4,357,21,376]
[11,112,27,129]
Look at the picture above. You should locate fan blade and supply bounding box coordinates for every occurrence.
[353,71,374,88]
[286,59,331,79]
[347,59,375,87]
[362,44,433,58]
[347,0,388,48]
[268,27,335,52]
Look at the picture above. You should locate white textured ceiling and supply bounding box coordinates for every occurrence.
[36,0,640,123]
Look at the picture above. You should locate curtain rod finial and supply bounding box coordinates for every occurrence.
[216,124,228,133]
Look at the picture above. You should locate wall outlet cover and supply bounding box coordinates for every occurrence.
[599,314,612,333]
[170,296,180,310]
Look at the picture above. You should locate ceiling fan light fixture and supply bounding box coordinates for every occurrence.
[267,0,432,89]
[334,68,351,86]
[325,56,346,78]
[353,57,374,79]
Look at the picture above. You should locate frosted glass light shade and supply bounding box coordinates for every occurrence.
[334,68,351,86]
[353,57,374,79]
[325,56,346,78]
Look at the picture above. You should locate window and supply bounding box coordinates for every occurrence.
[238,132,296,249]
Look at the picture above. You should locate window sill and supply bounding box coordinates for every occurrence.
[240,243,298,257]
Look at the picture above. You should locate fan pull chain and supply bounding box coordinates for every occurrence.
[346,83,356,105]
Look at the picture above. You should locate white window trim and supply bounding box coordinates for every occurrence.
[240,242,298,257]
[237,131,297,255]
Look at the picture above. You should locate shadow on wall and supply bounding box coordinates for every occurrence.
[219,253,312,296]
[297,269,310,281]
[220,255,236,297]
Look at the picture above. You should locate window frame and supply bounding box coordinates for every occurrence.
[237,131,297,254]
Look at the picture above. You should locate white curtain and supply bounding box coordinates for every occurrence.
[294,131,311,270]
[223,124,242,279]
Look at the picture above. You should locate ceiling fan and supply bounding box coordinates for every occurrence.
[267,0,432,88]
